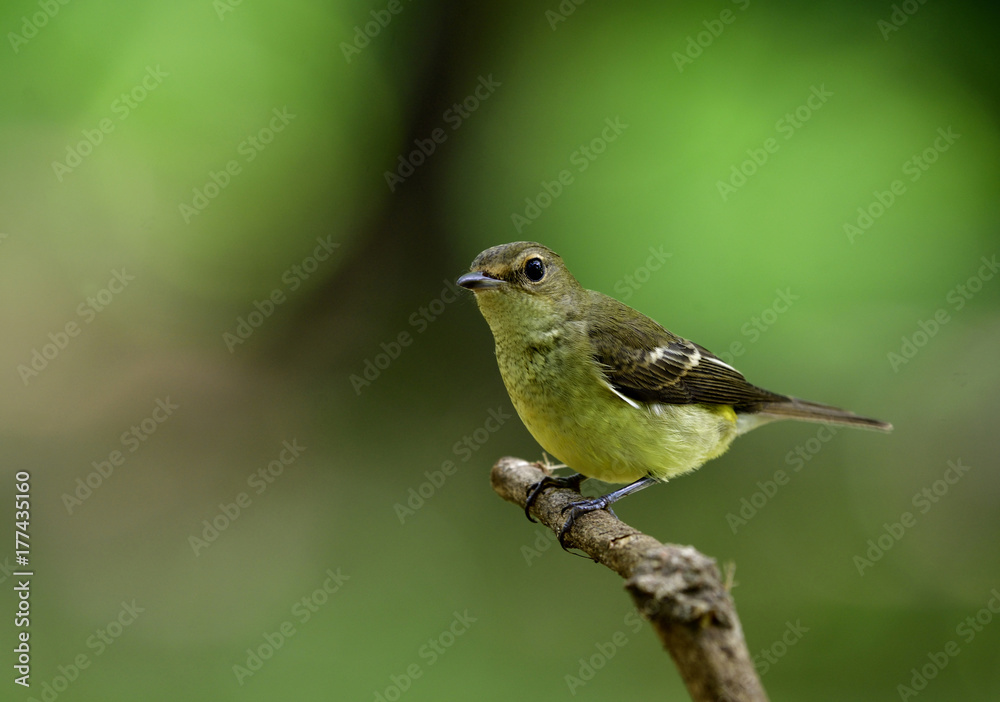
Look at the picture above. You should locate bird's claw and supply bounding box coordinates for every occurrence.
[555,496,615,549]
[523,472,585,523]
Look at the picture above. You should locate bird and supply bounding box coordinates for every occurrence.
[457,241,892,544]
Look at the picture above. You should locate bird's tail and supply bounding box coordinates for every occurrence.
[753,397,893,432]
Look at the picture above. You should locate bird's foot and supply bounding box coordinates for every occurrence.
[524,472,585,523]
[556,496,617,548]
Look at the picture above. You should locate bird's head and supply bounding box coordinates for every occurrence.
[458,242,583,334]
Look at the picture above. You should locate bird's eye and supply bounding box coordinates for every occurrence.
[524,257,545,282]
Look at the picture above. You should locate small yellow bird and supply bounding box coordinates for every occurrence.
[458,241,891,542]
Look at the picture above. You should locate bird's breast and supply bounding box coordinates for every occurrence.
[492,324,739,484]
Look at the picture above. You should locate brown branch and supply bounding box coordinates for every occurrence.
[491,456,768,702]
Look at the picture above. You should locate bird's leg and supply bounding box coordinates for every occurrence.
[524,472,585,522]
[557,477,658,547]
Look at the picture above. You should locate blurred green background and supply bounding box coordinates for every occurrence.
[2,0,999,700]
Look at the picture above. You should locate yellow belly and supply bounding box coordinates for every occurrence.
[507,374,739,484]
[488,312,739,484]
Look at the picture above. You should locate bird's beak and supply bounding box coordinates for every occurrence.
[457,271,504,291]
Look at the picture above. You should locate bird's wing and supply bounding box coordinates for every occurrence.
[585,293,786,410]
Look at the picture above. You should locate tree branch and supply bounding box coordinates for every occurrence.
[491,456,768,702]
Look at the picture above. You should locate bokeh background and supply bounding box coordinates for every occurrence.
[2,0,999,700]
